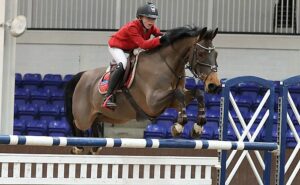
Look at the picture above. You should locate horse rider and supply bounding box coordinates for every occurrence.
[102,2,169,109]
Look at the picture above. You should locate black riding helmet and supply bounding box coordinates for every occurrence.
[136,2,158,19]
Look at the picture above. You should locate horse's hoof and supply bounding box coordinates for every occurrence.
[190,123,203,138]
[71,146,84,154]
[89,147,103,155]
[171,123,183,137]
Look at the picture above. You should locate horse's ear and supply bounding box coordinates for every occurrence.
[198,27,207,41]
[212,28,218,39]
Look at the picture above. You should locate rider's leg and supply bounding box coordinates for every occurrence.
[102,47,127,108]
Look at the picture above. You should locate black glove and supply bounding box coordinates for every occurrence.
[159,34,170,44]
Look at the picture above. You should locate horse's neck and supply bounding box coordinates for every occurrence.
[163,37,195,74]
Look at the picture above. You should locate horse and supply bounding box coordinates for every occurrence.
[64,26,221,154]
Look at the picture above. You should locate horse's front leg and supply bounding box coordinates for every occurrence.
[170,89,188,137]
[191,89,206,138]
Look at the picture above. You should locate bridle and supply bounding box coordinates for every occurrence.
[186,42,218,83]
[162,39,218,89]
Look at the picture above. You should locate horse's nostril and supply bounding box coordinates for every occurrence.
[208,83,217,91]
[208,84,222,93]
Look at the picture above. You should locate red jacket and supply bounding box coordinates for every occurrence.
[108,19,162,51]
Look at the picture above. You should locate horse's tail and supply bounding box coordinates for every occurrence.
[64,71,85,136]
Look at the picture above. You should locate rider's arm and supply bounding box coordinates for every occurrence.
[127,26,161,49]
[152,25,164,37]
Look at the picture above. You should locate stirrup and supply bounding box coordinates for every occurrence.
[102,95,117,108]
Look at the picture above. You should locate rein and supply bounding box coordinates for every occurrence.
[186,42,218,83]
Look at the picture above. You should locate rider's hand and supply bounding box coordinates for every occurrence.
[159,34,170,44]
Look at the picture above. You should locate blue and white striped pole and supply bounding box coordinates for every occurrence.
[0,135,278,151]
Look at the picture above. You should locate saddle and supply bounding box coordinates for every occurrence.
[98,49,143,94]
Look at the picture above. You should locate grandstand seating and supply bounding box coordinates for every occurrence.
[144,108,178,139]
[12,74,300,144]
[48,120,71,136]
[42,74,63,90]
[13,119,27,135]
[26,120,48,136]
[13,73,71,136]
[30,89,50,106]
[15,73,22,88]
[18,104,39,121]
[39,104,61,121]
[50,89,64,106]
[22,73,42,90]
[15,88,30,105]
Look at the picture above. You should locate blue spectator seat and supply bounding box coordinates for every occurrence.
[185,77,196,90]
[206,109,220,123]
[289,84,300,97]
[205,94,221,111]
[226,124,243,141]
[230,110,251,125]
[60,105,66,120]
[42,74,63,90]
[48,120,71,136]
[144,123,167,138]
[201,122,218,140]
[144,108,178,139]
[197,80,204,90]
[244,124,263,141]
[15,73,22,88]
[186,108,197,121]
[286,125,300,148]
[26,120,48,136]
[186,99,198,111]
[30,89,50,106]
[234,95,253,114]
[261,125,278,142]
[13,119,27,135]
[291,114,300,125]
[62,74,74,87]
[50,89,64,106]
[18,104,39,121]
[252,95,271,111]
[22,73,42,90]
[15,88,30,105]
[14,104,18,119]
[39,104,60,121]
[237,82,260,98]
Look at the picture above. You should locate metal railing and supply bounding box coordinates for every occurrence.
[18,0,300,34]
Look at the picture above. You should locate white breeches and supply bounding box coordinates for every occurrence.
[108,46,128,69]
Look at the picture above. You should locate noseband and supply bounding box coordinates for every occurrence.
[186,42,218,83]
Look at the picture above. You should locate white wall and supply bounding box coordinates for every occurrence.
[16,31,300,80]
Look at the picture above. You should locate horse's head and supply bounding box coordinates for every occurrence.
[187,28,221,93]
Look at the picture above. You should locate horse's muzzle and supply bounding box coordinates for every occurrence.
[207,83,222,94]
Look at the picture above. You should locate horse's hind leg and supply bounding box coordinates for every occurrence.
[89,119,105,155]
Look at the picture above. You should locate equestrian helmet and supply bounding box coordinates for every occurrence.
[136,2,158,19]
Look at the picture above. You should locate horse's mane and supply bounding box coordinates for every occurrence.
[144,25,204,54]
[164,25,203,44]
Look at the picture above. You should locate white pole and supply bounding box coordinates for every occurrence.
[0,0,5,134]
[0,0,17,134]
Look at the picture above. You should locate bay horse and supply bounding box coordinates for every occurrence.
[64,26,220,154]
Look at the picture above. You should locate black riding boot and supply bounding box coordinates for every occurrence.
[102,63,125,108]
